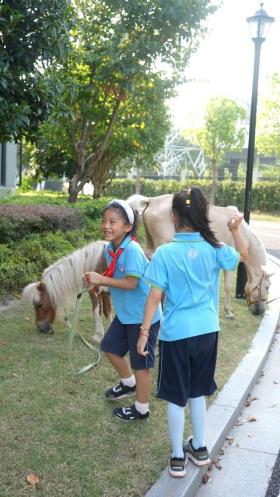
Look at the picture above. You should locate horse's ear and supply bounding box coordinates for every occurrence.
[37,282,46,292]
[261,265,274,278]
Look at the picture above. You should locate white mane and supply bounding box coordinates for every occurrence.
[22,240,107,310]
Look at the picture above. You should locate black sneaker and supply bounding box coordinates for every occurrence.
[113,404,149,421]
[169,454,188,478]
[183,437,211,466]
[105,382,136,400]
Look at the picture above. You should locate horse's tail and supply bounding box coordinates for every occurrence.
[127,194,149,218]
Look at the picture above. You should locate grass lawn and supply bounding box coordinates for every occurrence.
[0,279,262,497]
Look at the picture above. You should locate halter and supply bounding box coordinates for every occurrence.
[245,272,267,307]
[245,271,280,307]
[66,284,101,375]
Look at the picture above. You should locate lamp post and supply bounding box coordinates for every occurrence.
[236,3,274,298]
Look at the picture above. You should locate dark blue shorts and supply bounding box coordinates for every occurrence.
[157,332,218,407]
[101,316,160,370]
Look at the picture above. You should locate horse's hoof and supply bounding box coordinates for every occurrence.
[225,314,235,320]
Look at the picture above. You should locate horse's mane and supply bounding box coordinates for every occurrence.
[22,240,107,310]
[42,240,107,309]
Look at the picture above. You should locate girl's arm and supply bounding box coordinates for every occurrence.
[137,286,163,357]
[83,271,138,290]
[227,214,249,262]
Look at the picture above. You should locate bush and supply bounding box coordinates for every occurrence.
[0,204,85,243]
[104,179,280,213]
[0,217,102,295]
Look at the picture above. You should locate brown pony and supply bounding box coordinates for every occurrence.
[22,240,112,339]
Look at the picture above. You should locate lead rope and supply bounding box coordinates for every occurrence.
[66,283,101,375]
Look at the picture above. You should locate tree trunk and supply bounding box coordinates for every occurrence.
[135,167,141,194]
[68,175,81,203]
[210,159,217,204]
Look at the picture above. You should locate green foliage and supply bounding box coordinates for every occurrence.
[0,204,85,243]
[0,223,101,294]
[257,73,280,158]
[22,0,216,201]
[0,0,72,141]
[105,178,280,213]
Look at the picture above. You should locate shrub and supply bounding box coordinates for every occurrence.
[104,179,280,213]
[0,217,102,295]
[0,205,85,243]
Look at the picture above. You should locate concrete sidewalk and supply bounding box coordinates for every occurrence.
[145,254,280,497]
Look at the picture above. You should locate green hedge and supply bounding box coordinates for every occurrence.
[0,204,85,243]
[104,179,280,213]
[0,220,101,295]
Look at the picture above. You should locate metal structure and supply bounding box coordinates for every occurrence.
[236,3,274,298]
[157,129,207,178]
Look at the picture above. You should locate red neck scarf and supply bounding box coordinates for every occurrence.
[102,236,137,278]
[102,247,124,277]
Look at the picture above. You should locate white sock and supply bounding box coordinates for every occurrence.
[121,375,136,388]
[167,402,185,459]
[189,396,206,449]
[135,400,149,415]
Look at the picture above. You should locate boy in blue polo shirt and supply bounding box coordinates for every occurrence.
[137,188,248,477]
[83,199,161,421]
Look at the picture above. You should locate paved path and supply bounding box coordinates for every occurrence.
[195,314,280,497]
[251,220,280,259]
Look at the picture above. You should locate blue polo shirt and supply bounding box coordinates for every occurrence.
[104,235,161,325]
[144,232,239,341]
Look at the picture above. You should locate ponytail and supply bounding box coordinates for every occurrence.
[172,188,220,248]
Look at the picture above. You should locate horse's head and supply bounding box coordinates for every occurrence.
[245,268,271,316]
[22,282,56,334]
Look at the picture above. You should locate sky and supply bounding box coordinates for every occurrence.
[170,0,280,129]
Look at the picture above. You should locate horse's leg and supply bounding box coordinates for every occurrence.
[100,291,112,322]
[88,290,105,342]
[224,270,234,320]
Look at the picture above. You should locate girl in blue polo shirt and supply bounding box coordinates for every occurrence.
[137,188,248,477]
[83,199,161,421]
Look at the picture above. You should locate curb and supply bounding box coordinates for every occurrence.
[145,254,280,497]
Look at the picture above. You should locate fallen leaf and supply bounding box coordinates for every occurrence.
[273,380,279,385]
[12,373,21,379]
[202,469,212,484]
[26,473,39,486]
[213,459,222,470]
[235,418,243,426]
[226,436,234,445]
[247,415,257,422]
[219,448,225,455]
[24,317,30,321]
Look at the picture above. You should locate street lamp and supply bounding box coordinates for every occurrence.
[236,3,274,298]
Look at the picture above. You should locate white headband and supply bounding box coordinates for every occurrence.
[107,199,135,225]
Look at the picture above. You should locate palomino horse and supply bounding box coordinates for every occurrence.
[22,240,112,338]
[128,194,271,318]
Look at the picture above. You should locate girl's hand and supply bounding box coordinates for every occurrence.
[137,334,149,357]
[227,213,243,231]
[83,272,104,287]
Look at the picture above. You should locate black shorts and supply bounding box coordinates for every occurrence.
[157,332,218,407]
[101,316,160,370]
